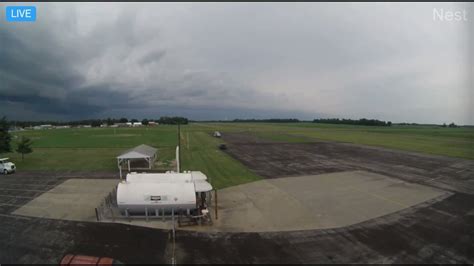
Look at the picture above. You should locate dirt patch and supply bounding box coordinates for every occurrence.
[222,133,474,194]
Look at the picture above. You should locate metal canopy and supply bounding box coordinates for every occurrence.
[117,144,157,159]
[117,144,158,179]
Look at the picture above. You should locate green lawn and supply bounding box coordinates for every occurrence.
[179,126,260,189]
[5,127,178,171]
[203,122,474,160]
[2,123,473,189]
[4,125,261,189]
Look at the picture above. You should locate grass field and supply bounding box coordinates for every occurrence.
[198,123,474,160]
[3,123,473,189]
[5,125,262,189]
[6,126,179,171]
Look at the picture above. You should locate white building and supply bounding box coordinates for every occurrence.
[55,125,71,129]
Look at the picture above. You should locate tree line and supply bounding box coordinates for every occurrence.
[313,118,392,127]
[9,116,189,128]
[157,116,189,125]
[228,118,300,123]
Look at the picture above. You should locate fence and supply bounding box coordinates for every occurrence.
[95,188,213,227]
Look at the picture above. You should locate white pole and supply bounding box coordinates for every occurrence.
[172,208,176,265]
[117,158,122,181]
[176,146,180,173]
[128,160,130,172]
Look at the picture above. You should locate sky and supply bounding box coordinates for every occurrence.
[0,2,472,124]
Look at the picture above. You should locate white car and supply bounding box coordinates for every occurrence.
[0,158,16,174]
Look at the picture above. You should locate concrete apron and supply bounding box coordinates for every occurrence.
[12,171,447,233]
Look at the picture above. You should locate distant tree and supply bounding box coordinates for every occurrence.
[448,122,458,128]
[142,119,149,125]
[106,118,114,126]
[0,117,12,154]
[441,123,447,128]
[119,118,128,123]
[313,118,390,127]
[91,120,102,127]
[159,116,189,125]
[387,121,392,126]
[232,118,300,123]
[16,136,33,160]
[131,119,139,123]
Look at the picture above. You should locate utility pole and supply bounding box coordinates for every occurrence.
[177,123,181,173]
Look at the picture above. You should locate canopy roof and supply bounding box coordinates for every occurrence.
[117,144,157,159]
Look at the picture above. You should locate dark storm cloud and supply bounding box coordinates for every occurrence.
[0,3,471,124]
[0,6,165,119]
[0,27,127,118]
[0,27,84,96]
[3,95,103,116]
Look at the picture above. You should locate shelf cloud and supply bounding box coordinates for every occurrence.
[0,2,471,124]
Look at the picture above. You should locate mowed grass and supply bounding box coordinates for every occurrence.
[202,122,474,160]
[180,126,260,189]
[3,125,262,189]
[5,127,178,171]
[2,122,472,189]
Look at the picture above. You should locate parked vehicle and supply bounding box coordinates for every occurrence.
[219,144,227,150]
[0,158,16,174]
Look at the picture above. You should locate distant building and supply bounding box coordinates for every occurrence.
[132,122,143,127]
[55,125,71,129]
[114,123,129,127]
[148,121,158,126]
[34,124,53,130]
[8,127,24,132]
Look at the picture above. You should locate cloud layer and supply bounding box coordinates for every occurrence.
[0,3,471,124]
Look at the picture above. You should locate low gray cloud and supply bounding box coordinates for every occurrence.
[0,3,471,124]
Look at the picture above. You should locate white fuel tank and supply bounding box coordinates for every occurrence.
[126,171,207,183]
[117,182,196,215]
[125,172,213,193]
